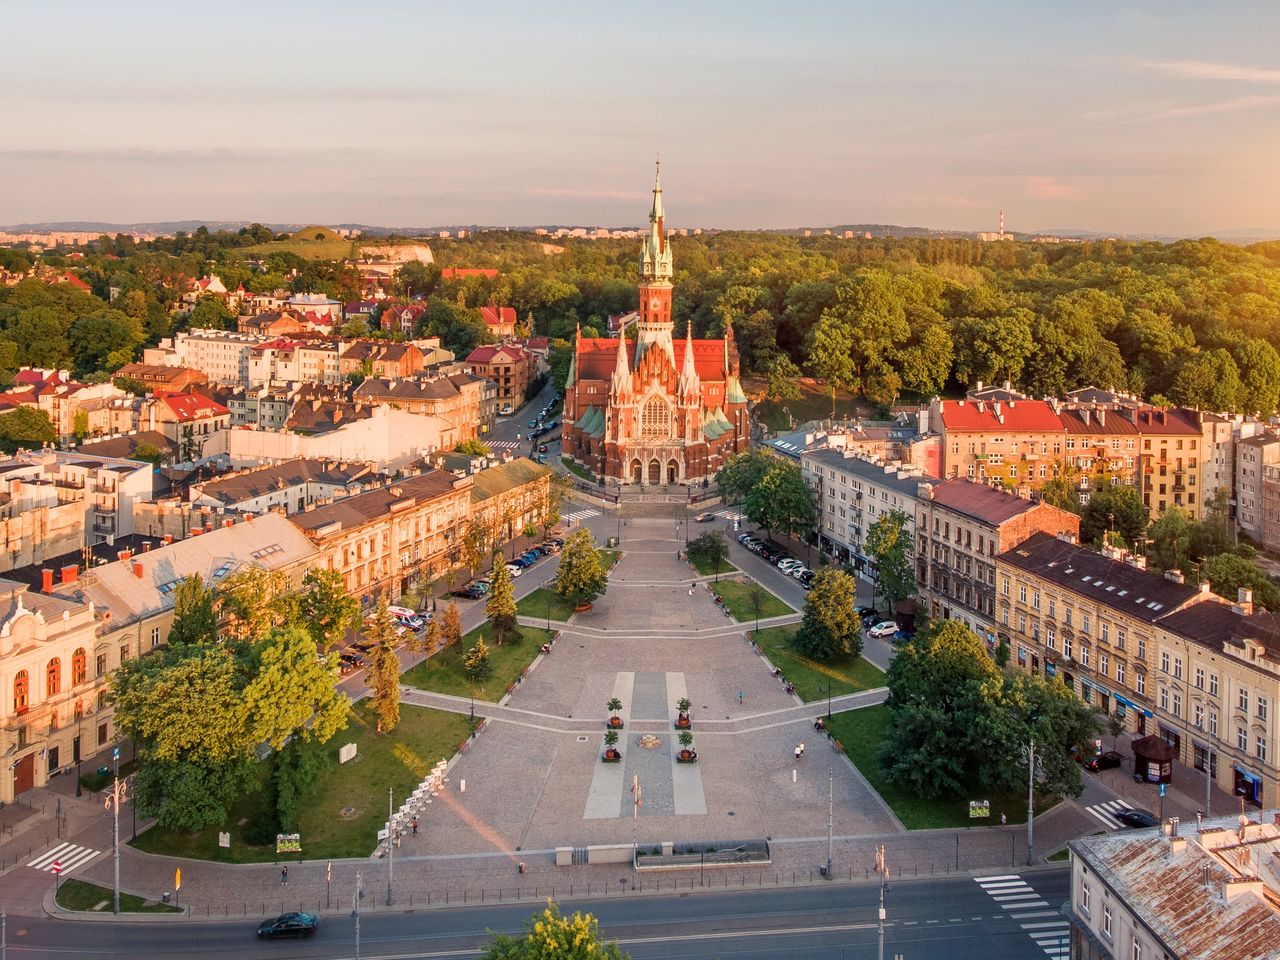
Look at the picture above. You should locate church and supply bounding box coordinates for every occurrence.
[562,167,749,486]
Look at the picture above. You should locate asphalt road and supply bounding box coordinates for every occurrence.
[8,869,1069,959]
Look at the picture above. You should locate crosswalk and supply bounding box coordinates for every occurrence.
[718,510,746,522]
[974,875,1068,959]
[489,440,522,450]
[562,508,601,524]
[1083,799,1130,830]
[29,841,101,876]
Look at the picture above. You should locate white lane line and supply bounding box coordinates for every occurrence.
[1002,901,1049,910]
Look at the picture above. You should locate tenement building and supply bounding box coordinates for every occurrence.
[562,167,748,485]
[916,479,1079,648]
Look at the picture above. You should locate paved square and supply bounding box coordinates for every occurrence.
[402,516,900,857]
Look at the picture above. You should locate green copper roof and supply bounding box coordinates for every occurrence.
[725,374,748,405]
[578,404,605,439]
[702,406,732,440]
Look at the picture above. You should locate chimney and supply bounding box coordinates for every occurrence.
[1097,407,1106,428]
[1126,554,1148,570]
[1164,569,1185,584]
[41,568,54,593]
[993,401,1002,419]
[132,560,144,579]
[223,519,234,528]
[1235,587,1255,616]
[60,564,78,585]
[142,541,152,552]
[163,534,173,544]
[976,400,984,414]
[1049,396,1061,414]
[204,521,213,532]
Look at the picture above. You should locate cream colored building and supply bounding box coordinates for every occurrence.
[468,459,553,550]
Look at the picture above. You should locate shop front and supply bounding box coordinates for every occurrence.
[1234,765,1264,808]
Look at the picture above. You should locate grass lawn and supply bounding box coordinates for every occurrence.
[690,556,736,577]
[743,377,870,434]
[560,458,595,483]
[711,579,793,621]
[600,549,621,572]
[240,237,360,261]
[402,623,554,699]
[516,587,574,622]
[751,625,884,700]
[825,704,1056,830]
[132,702,474,863]
[56,879,180,913]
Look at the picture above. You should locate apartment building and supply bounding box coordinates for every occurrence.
[1057,406,1140,503]
[800,449,931,577]
[1132,406,1205,519]
[997,531,1212,735]
[1237,433,1280,541]
[290,470,473,605]
[928,397,1067,492]
[468,458,553,548]
[188,458,377,515]
[339,341,426,380]
[145,329,263,385]
[0,471,85,572]
[1068,812,1280,960]
[228,384,294,430]
[150,392,231,454]
[113,362,208,393]
[0,579,107,803]
[465,343,534,414]
[917,480,1080,646]
[353,371,489,442]
[247,339,341,387]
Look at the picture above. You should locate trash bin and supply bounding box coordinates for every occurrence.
[819,865,827,878]
[161,892,170,904]
[606,536,618,548]
[96,766,110,778]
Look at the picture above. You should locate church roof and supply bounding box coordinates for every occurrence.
[702,407,733,439]
[577,404,605,439]
[575,337,728,381]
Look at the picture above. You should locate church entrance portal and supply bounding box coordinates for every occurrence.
[631,459,642,485]
[648,459,661,485]
[667,460,678,484]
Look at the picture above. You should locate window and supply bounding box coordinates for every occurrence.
[1101,622,1109,644]
[1173,691,1182,718]
[46,658,60,697]
[1100,653,1109,677]
[13,670,28,714]
[1032,591,1040,610]
[1239,726,1249,751]
[1048,599,1056,619]
[96,653,106,678]
[1209,709,1218,737]
[1194,704,1203,728]
[1081,881,1091,914]
[1132,937,1142,960]
[1239,688,1250,713]
[1103,904,1113,938]
[1160,687,1169,711]
[1209,673,1219,698]
[1019,584,1027,603]
[1017,613,1027,634]
[1081,645,1090,668]
[1194,667,1204,690]
[1116,660,1126,686]
[1136,671,1146,696]
[1082,613,1091,634]
[1116,627,1126,651]
[71,648,86,686]
[1259,696,1269,721]
[1002,576,1010,596]
[1046,626,1056,650]
[1173,657,1183,680]
[1160,651,1170,674]
[1064,635,1073,659]
[1137,637,1146,661]
[1259,736,1269,762]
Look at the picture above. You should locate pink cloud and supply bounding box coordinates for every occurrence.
[1025,176,1078,199]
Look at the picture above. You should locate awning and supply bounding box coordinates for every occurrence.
[1082,678,1111,696]
[1235,765,1263,785]
[1112,693,1153,718]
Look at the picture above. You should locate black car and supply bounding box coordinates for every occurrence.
[452,583,488,600]
[1085,750,1124,771]
[257,912,318,939]
[1115,808,1159,829]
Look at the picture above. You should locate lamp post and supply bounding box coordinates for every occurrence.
[1025,738,1036,867]
[74,709,83,798]
[825,763,833,880]
[352,870,362,960]
[103,748,125,914]
[827,678,832,721]
[385,787,395,905]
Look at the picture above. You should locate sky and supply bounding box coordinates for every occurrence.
[2,1,1279,235]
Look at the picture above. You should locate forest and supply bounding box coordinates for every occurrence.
[3,229,1280,417]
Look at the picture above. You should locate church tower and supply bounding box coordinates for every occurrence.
[635,161,675,365]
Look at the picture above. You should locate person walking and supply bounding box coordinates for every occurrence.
[794,745,802,762]
[281,866,288,885]
[738,690,745,705]
[411,817,419,836]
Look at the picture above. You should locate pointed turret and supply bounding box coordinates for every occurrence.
[678,320,700,401]
[610,328,631,399]
[640,160,673,284]
[565,327,578,388]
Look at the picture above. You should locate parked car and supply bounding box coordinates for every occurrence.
[539,443,548,453]
[736,533,756,544]
[528,419,540,429]
[694,512,717,523]
[538,541,561,555]
[257,913,318,940]
[867,620,899,639]
[506,563,524,578]
[452,582,488,599]
[1085,750,1125,771]
[387,605,424,630]
[799,570,816,583]
[777,558,801,572]
[790,566,812,580]
[338,653,364,674]
[856,605,877,618]
[1115,808,1159,829]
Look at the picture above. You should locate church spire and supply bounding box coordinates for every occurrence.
[640,159,673,284]
[678,320,700,401]
[611,326,631,398]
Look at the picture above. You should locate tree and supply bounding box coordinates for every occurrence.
[1079,485,1147,548]
[765,355,802,403]
[1170,349,1242,413]
[166,574,218,648]
[1038,462,1081,515]
[879,620,1004,798]
[1146,507,1194,573]
[807,312,857,416]
[0,406,56,447]
[241,624,349,751]
[1233,338,1280,417]
[456,438,491,457]
[216,567,291,642]
[542,474,568,539]
[792,569,861,662]
[463,516,494,577]
[130,441,169,466]
[365,600,401,733]
[686,531,729,576]
[440,602,463,648]
[422,615,443,654]
[72,409,89,443]
[744,458,816,545]
[554,529,608,606]
[547,338,574,393]
[299,568,361,652]
[485,553,519,646]
[865,509,913,615]
[1202,554,1280,611]
[463,637,492,683]
[478,902,627,960]
[187,295,235,331]
[715,450,772,506]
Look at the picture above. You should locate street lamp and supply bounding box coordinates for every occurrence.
[1025,737,1036,867]
[827,678,832,721]
[74,707,83,798]
[385,787,395,905]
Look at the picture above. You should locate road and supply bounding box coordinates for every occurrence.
[6,868,1069,959]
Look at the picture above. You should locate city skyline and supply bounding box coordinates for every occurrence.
[2,1,1279,235]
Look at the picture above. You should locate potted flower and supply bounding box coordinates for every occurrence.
[677,730,697,763]
[675,697,692,729]
[607,697,624,728]
[602,729,621,762]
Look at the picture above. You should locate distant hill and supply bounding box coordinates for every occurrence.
[288,225,344,242]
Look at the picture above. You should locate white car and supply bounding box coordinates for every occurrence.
[506,563,524,578]
[790,566,811,580]
[867,620,899,639]
[777,559,804,573]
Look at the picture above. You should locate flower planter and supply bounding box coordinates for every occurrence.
[602,749,622,763]
[574,602,594,612]
[608,716,623,728]
[676,749,698,764]
[674,715,691,730]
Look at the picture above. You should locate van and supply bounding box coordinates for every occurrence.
[387,605,423,630]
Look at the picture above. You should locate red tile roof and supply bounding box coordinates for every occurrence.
[574,338,728,381]
[480,306,517,328]
[1059,409,1138,435]
[467,344,528,365]
[937,399,1064,433]
[158,392,229,420]
[1130,406,1202,436]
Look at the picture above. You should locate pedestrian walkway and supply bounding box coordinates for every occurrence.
[489,440,522,450]
[1081,799,1130,831]
[29,841,101,876]
[562,507,601,523]
[974,874,1068,959]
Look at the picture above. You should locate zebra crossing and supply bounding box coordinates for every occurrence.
[975,874,1068,959]
[562,508,601,524]
[489,440,522,450]
[29,841,101,876]
[1083,799,1130,830]
[718,510,746,522]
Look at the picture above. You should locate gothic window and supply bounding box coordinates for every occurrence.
[46,658,61,697]
[641,396,670,437]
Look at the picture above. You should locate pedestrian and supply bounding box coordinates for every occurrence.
[799,742,805,757]
[411,817,419,836]
[688,585,695,596]
[794,745,802,761]
[738,690,745,705]
[1000,813,1007,826]
[281,866,288,885]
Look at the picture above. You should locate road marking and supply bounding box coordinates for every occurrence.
[1002,900,1049,910]
[992,892,1044,901]
[976,875,1066,958]
[980,880,1031,889]
[719,511,746,521]
[1084,799,1130,830]
[489,440,521,449]
[28,842,100,875]
[1023,921,1071,930]
[563,508,601,523]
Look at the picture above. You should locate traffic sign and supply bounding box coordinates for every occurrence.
[1159,783,1167,797]
[51,860,62,875]
[175,867,182,891]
